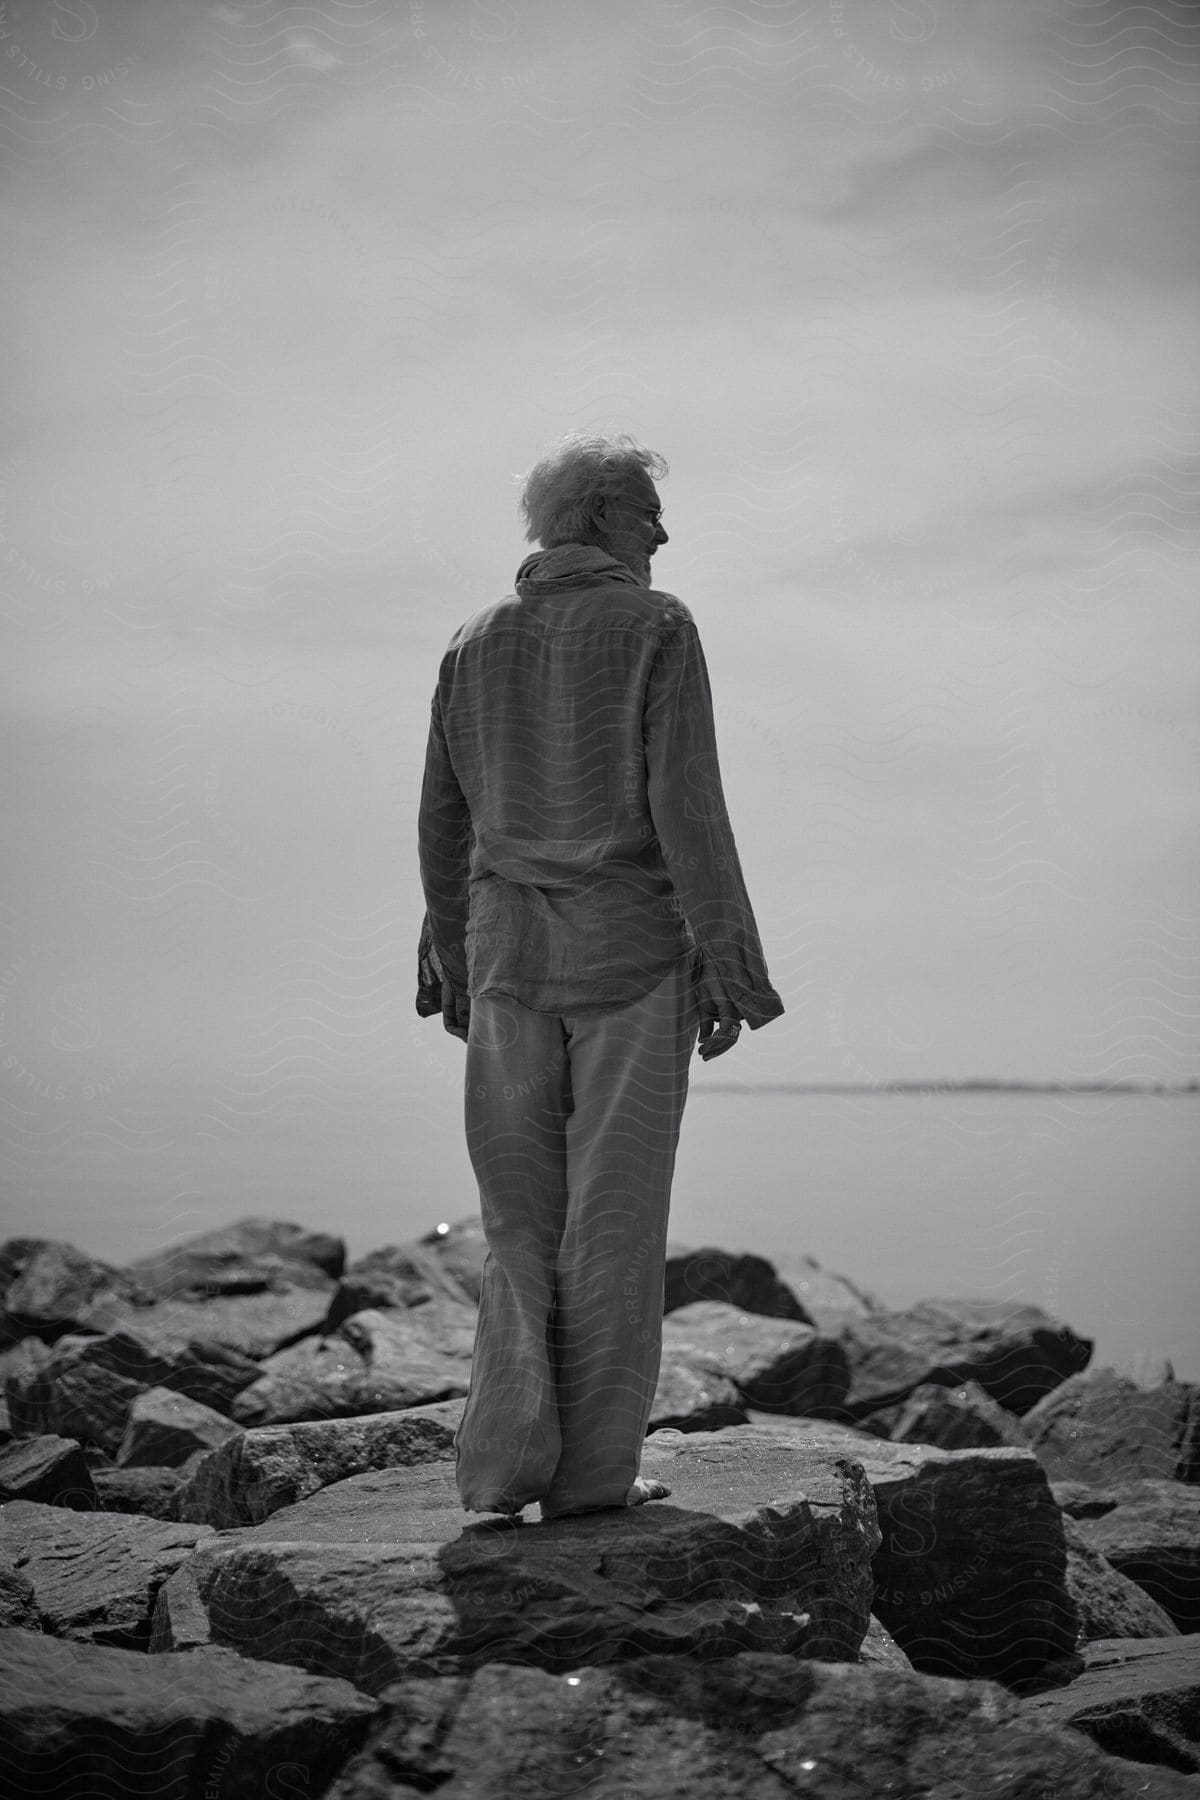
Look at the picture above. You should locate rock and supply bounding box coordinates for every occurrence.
[857,1378,1032,1451]
[0,1627,379,1800]
[770,1249,889,1328]
[832,1298,1093,1420]
[5,1325,261,1455]
[0,1559,40,1629]
[0,1237,155,1346]
[1063,1514,1182,1641]
[741,1417,1083,1693]
[151,1427,880,1683]
[648,1354,749,1431]
[0,1432,98,1508]
[121,1215,345,1299]
[663,1244,814,1323]
[1021,1636,1200,1776]
[117,1286,336,1360]
[0,1333,53,1448]
[1055,1477,1200,1633]
[230,1302,477,1429]
[116,1385,244,1469]
[1021,1367,1200,1485]
[0,1498,214,1649]
[93,1462,203,1522]
[658,1301,850,1416]
[418,1215,488,1302]
[176,1398,467,1529]
[858,1613,914,1671]
[325,1241,478,1331]
[322,1653,1200,1800]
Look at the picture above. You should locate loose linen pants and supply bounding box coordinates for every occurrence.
[455,953,699,1516]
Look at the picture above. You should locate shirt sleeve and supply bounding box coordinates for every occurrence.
[417,682,472,994]
[644,615,784,1031]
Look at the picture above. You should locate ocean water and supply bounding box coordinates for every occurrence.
[670,1088,1200,1386]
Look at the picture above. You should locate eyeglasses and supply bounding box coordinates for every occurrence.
[612,499,664,529]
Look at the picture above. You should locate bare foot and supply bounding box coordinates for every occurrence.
[542,1476,671,1520]
[625,1475,671,1506]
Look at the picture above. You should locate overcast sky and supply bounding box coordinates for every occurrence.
[1,0,1197,1289]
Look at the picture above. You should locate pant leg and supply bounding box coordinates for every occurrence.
[542,954,699,1516]
[454,990,570,1511]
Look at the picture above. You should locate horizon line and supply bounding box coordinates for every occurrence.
[694,1078,1200,1095]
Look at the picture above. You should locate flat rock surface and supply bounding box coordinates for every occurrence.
[1021,1635,1200,1775]
[152,1428,880,1690]
[0,1497,214,1648]
[120,1285,336,1360]
[0,1625,379,1800]
[177,1398,466,1528]
[323,1651,1200,1800]
[1023,1368,1200,1484]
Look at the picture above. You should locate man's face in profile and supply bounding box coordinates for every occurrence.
[595,469,669,586]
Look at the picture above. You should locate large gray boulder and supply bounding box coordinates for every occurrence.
[0,1433,97,1508]
[229,1301,478,1428]
[1063,1515,1182,1642]
[857,1378,1032,1451]
[659,1301,850,1415]
[0,1627,379,1800]
[152,1429,881,1682]
[769,1249,888,1328]
[93,1461,206,1522]
[322,1653,1200,1800]
[176,1398,467,1528]
[648,1354,749,1431]
[0,1499,214,1648]
[1055,1477,1200,1633]
[325,1241,478,1330]
[0,1238,155,1346]
[831,1298,1093,1420]
[121,1216,345,1298]
[120,1286,337,1361]
[5,1325,260,1455]
[663,1245,815,1322]
[417,1216,489,1302]
[116,1386,244,1469]
[744,1418,1083,1692]
[1021,1367,1200,1485]
[1020,1635,1200,1776]
[0,1560,40,1630]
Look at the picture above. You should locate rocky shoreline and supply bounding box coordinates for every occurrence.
[1,1217,1197,1797]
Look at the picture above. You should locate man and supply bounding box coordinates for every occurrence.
[417,432,783,1521]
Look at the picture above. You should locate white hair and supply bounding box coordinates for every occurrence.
[518,432,668,548]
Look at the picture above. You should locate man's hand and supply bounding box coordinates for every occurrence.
[441,978,469,1042]
[694,957,742,1062]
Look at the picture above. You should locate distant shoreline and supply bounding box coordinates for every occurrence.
[695,1079,1200,1095]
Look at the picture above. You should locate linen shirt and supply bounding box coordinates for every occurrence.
[417,543,783,1029]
